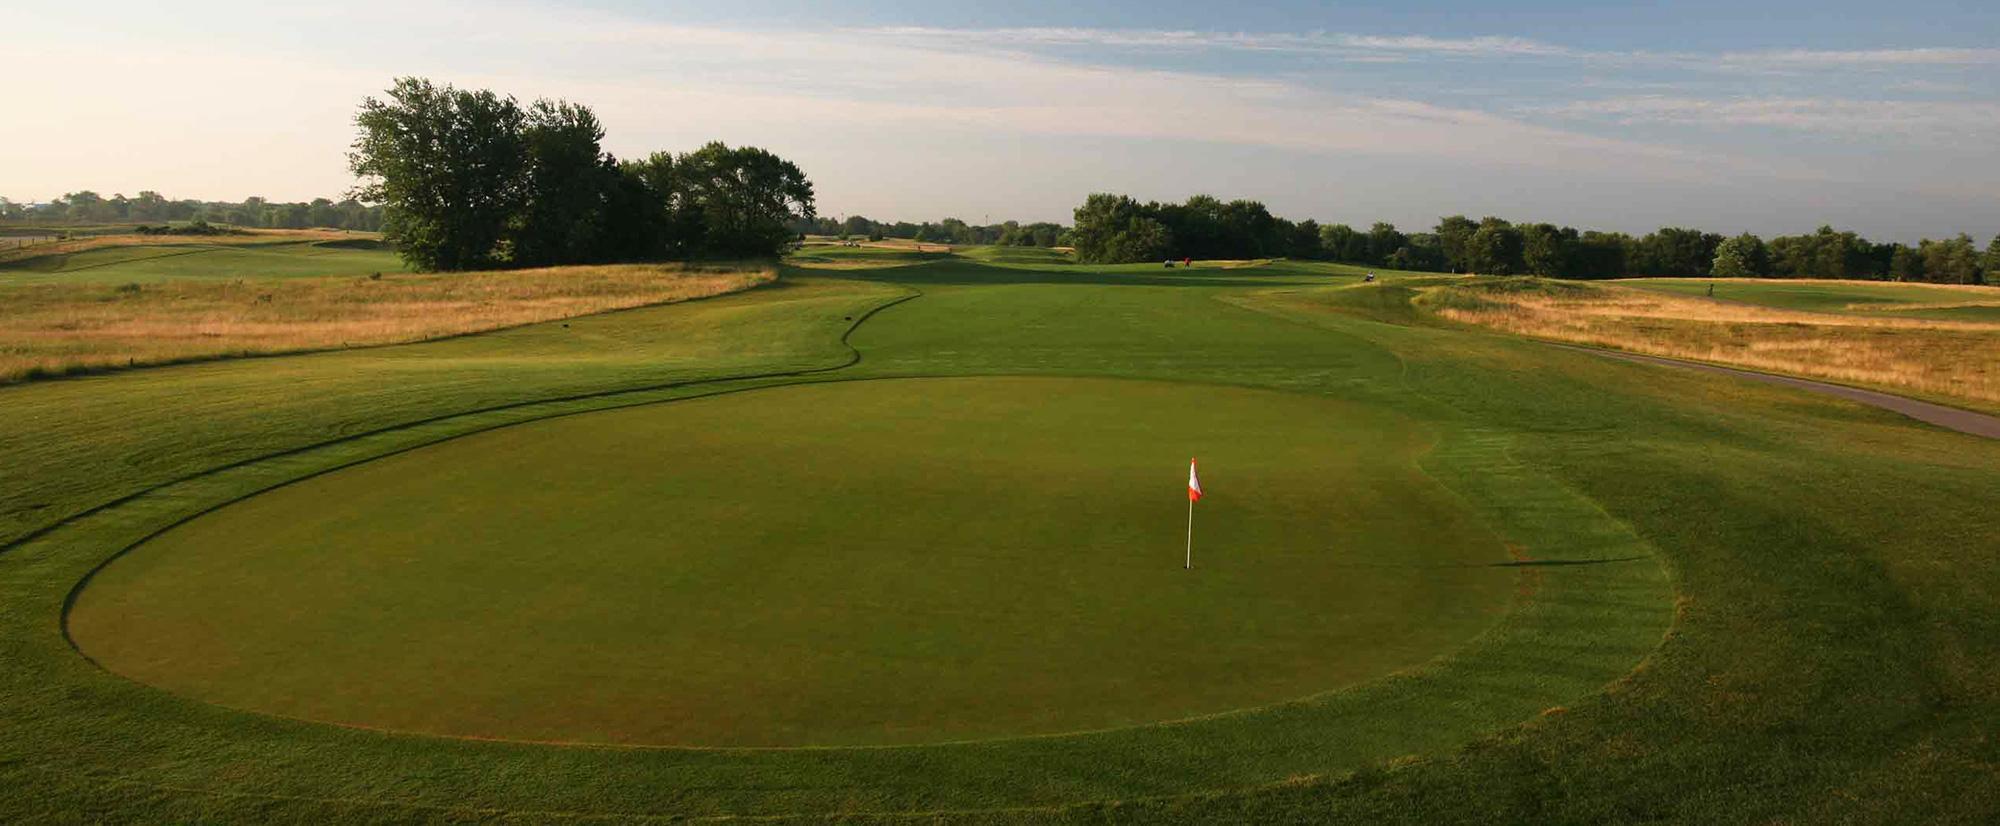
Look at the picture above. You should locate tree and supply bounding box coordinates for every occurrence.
[1983,235,2000,283]
[1071,194,1173,263]
[1434,215,1478,273]
[1570,232,1631,279]
[1319,224,1364,263]
[1710,233,1770,278]
[1918,234,1981,284]
[1520,223,1576,277]
[1771,226,1874,279]
[1633,227,1723,278]
[509,99,616,266]
[1366,222,1406,265]
[672,142,815,257]
[1888,244,1924,282]
[1287,219,1322,259]
[350,77,528,270]
[62,191,107,222]
[1386,234,1446,271]
[1465,218,1523,275]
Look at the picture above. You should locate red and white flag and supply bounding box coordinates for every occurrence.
[1187,458,1203,503]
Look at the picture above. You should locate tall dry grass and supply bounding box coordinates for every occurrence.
[1427,280,2000,407]
[0,263,773,383]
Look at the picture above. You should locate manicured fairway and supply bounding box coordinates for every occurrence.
[70,377,1510,746]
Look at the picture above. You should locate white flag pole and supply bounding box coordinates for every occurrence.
[1185,496,1194,570]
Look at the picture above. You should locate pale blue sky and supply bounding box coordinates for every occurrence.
[9,0,1999,239]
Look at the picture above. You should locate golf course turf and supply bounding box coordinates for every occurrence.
[3,254,1997,822]
[71,377,1520,747]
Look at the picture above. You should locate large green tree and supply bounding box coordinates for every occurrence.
[1633,227,1723,278]
[1710,233,1771,278]
[675,142,816,257]
[1464,218,1523,275]
[1918,234,1981,284]
[1434,215,1478,273]
[1520,223,1577,277]
[1070,194,1172,263]
[1888,244,1925,282]
[509,100,618,267]
[350,78,528,271]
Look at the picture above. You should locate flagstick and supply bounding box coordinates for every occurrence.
[1185,497,1194,570]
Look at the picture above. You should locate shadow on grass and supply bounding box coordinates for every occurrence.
[795,258,1331,288]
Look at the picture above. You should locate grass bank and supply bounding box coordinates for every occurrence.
[1424,277,2000,410]
[0,263,773,384]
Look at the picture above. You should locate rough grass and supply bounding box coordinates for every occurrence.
[1426,277,2000,408]
[0,263,773,384]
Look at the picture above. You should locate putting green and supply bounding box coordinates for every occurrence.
[68,376,1514,747]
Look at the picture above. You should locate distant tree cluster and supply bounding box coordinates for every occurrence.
[797,215,1065,247]
[1069,194,1319,264]
[349,77,814,271]
[1070,192,1999,284]
[0,192,383,231]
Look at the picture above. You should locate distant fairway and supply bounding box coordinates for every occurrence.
[0,238,406,284]
[70,377,1511,746]
[1620,277,2000,321]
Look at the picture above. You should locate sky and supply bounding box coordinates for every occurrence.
[7,0,1999,240]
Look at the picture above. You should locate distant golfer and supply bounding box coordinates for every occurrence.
[1707,283,1715,297]
[1182,257,1191,268]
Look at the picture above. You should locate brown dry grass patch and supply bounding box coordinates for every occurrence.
[0,263,773,383]
[1426,279,2000,407]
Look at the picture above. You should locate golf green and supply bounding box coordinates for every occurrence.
[68,376,1513,748]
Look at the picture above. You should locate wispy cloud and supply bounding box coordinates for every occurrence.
[853,26,1575,59]
[1534,96,2000,135]
[1709,47,2000,68]
[852,26,2000,71]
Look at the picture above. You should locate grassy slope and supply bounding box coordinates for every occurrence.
[0,263,773,383]
[1622,277,2000,321]
[0,278,897,549]
[1431,276,2000,412]
[1,260,1996,822]
[0,239,408,284]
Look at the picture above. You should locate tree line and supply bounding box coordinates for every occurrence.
[794,215,1065,247]
[349,78,814,271]
[1071,193,2000,284]
[0,192,384,231]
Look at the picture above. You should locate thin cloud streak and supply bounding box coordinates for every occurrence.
[852,25,2000,70]
[1534,97,2000,136]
